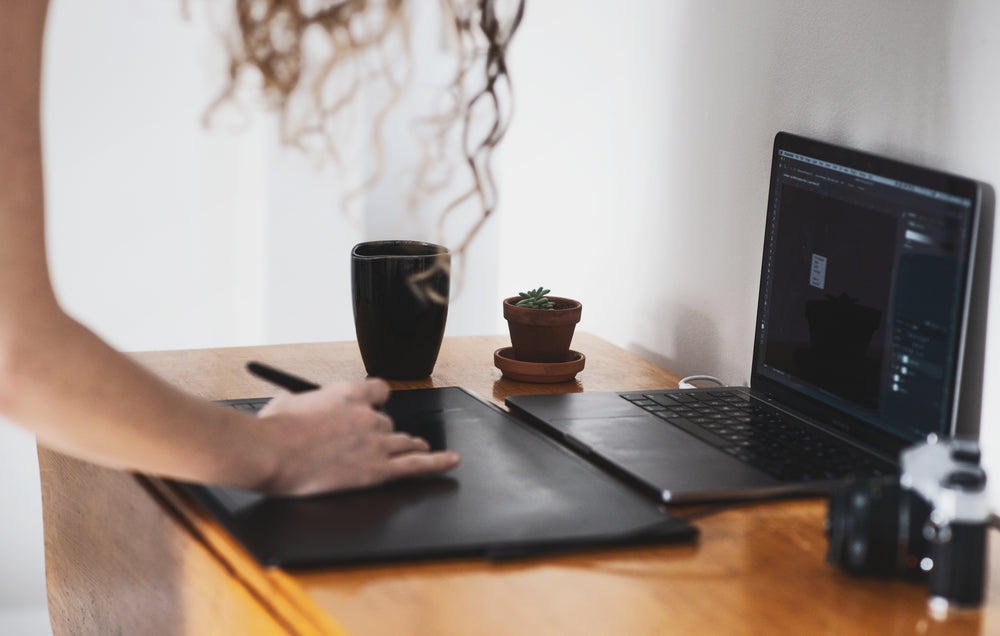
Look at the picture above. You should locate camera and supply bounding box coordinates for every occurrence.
[826,436,992,608]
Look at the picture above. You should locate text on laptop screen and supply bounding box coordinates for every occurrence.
[755,145,975,443]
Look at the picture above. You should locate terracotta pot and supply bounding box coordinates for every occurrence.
[503,296,582,363]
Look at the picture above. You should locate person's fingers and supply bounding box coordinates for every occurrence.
[383,450,461,480]
[362,377,391,407]
[383,433,430,455]
[370,410,394,433]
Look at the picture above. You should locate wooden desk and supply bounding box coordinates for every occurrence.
[38,334,1000,635]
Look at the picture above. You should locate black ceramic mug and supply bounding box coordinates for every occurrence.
[351,241,450,380]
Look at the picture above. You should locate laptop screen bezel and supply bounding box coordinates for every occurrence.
[749,132,982,456]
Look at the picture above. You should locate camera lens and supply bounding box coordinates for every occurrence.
[826,475,931,578]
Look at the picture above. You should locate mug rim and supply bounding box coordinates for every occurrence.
[352,240,449,259]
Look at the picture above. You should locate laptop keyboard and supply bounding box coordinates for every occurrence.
[621,391,892,482]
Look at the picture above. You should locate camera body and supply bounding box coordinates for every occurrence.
[826,436,991,608]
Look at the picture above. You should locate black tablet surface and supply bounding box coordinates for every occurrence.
[178,387,697,569]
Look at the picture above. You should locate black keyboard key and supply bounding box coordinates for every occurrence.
[621,393,654,404]
[643,393,681,407]
[664,417,732,450]
[670,393,701,404]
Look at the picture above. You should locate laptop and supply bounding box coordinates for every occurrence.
[507,131,987,503]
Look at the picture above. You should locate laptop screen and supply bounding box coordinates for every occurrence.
[752,133,981,446]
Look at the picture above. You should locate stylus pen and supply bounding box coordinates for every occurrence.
[246,361,320,393]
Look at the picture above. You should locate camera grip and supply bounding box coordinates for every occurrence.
[928,521,988,607]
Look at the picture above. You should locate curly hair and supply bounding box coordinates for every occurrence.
[206,0,525,266]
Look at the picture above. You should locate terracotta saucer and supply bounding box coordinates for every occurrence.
[493,347,585,383]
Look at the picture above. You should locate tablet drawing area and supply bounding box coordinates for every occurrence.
[179,387,696,569]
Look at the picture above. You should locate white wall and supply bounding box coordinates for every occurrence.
[44,1,269,352]
[498,0,1000,498]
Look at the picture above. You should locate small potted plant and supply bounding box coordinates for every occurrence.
[502,287,582,363]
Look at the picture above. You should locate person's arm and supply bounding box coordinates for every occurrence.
[0,0,458,496]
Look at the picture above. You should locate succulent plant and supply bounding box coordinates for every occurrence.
[515,287,556,309]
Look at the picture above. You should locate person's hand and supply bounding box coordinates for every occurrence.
[251,378,460,496]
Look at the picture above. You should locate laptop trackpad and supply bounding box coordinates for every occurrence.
[554,416,778,497]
